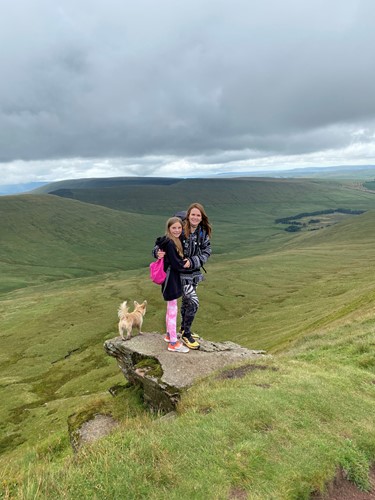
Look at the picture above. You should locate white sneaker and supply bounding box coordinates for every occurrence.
[168,341,189,353]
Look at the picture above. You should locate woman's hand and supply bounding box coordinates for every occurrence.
[183,259,191,268]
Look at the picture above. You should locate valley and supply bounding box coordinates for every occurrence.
[1,175,375,498]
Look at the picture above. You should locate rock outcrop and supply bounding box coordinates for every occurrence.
[69,414,119,452]
[104,332,266,413]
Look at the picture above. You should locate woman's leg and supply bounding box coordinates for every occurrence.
[166,299,178,343]
[181,284,199,335]
[180,299,186,332]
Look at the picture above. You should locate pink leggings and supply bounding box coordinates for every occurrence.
[166,300,178,343]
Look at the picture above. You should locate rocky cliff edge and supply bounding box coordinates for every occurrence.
[104,332,266,413]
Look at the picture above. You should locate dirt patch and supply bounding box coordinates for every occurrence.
[217,364,277,380]
[198,406,213,414]
[228,486,248,499]
[311,467,375,500]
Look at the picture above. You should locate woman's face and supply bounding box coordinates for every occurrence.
[189,208,202,228]
[169,222,182,238]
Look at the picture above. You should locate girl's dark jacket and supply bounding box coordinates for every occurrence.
[154,236,187,301]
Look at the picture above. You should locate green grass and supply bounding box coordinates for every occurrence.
[0,194,165,294]
[4,345,375,499]
[2,176,375,498]
[0,271,148,459]
[3,176,375,292]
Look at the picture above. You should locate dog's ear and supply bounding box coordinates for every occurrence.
[143,300,147,306]
[134,301,139,307]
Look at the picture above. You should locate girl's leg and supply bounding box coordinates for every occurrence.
[166,299,178,343]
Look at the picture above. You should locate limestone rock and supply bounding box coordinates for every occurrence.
[69,413,119,452]
[104,332,266,413]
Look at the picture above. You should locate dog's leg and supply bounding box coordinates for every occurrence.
[119,325,126,341]
[137,322,143,335]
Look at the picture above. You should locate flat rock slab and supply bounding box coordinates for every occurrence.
[104,332,266,412]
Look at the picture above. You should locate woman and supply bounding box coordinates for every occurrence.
[154,217,190,353]
[178,203,212,349]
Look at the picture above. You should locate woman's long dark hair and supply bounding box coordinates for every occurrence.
[184,203,212,238]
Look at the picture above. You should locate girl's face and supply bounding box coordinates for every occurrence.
[169,222,182,238]
[189,208,202,228]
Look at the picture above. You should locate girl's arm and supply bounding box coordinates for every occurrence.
[152,236,167,258]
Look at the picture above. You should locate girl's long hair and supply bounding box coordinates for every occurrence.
[184,203,212,238]
[165,217,184,257]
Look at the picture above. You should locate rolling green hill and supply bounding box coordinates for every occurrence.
[2,177,375,498]
[15,175,375,264]
[33,176,375,219]
[0,194,162,294]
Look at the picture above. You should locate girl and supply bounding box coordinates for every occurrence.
[154,217,190,353]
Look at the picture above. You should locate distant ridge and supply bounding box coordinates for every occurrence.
[0,181,48,196]
[29,175,375,219]
[32,177,182,194]
[4,164,375,196]
[216,164,375,178]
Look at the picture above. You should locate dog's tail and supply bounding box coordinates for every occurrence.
[118,301,128,318]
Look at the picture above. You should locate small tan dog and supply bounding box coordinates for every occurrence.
[118,300,147,340]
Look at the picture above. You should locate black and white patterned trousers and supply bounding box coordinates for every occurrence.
[180,283,199,334]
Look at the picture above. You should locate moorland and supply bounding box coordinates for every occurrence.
[1,174,375,499]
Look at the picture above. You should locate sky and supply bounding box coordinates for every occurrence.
[1,0,375,186]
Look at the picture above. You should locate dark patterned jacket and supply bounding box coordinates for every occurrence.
[179,226,211,286]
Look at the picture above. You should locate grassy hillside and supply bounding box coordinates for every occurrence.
[33,175,375,260]
[3,177,375,293]
[0,194,162,293]
[1,177,375,497]
[2,224,375,497]
[201,210,375,352]
[34,176,375,218]
[12,333,375,499]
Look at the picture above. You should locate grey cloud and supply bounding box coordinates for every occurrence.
[0,0,375,168]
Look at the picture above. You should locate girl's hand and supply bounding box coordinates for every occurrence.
[157,250,166,259]
[183,259,191,268]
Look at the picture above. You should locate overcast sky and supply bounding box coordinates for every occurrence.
[1,0,375,185]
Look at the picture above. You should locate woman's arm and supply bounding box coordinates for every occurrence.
[165,241,188,272]
[190,233,211,270]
